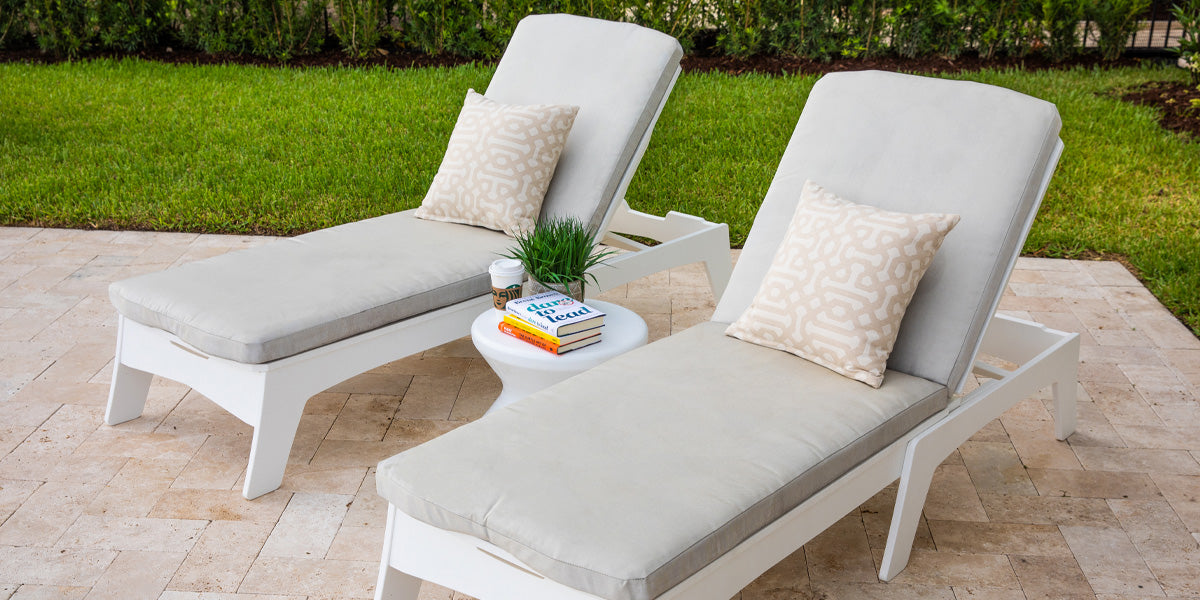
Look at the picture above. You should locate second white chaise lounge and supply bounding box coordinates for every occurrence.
[371,70,1080,600]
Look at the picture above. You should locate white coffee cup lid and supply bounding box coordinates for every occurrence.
[489,258,524,276]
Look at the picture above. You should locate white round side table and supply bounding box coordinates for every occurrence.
[471,299,648,415]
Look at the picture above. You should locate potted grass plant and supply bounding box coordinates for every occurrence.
[502,217,616,302]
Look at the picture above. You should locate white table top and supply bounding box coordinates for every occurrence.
[470,299,648,373]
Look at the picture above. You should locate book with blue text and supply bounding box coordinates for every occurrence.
[505,291,606,336]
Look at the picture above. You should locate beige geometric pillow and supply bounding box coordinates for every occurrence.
[415,90,579,236]
[726,180,960,388]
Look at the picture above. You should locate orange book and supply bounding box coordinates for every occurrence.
[498,322,601,355]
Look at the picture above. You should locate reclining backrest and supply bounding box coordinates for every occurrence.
[711,70,1062,393]
[485,14,683,233]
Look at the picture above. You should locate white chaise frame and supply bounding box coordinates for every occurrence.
[104,65,734,500]
[373,140,1077,598]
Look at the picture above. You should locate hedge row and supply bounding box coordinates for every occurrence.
[0,0,1194,62]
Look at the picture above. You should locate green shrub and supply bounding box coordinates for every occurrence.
[713,0,764,58]
[243,0,324,60]
[330,0,384,57]
[1174,0,1200,83]
[176,0,249,54]
[0,0,1174,62]
[176,0,323,59]
[763,0,852,60]
[625,0,704,53]
[22,0,171,55]
[97,0,172,51]
[887,0,939,58]
[832,0,886,59]
[395,0,494,56]
[0,0,25,48]
[392,0,630,59]
[1177,0,1200,55]
[934,0,977,58]
[975,0,1041,59]
[1088,0,1149,61]
[1042,0,1086,61]
[25,0,99,57]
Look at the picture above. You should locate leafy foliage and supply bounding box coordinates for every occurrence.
[625,0,703,52]
[394,0,493,56]
[0,0,1173,61]
[21,0,172,56]
[1178,0,1200,55]
[174,0,325,59]
[175,0,249,54]
[329,0,383,57]
[242,0,324,60]
[1088,0,1150,61]
[25,0,98,57]
[1174,0,1200,83]
[0,0,27,48]
[712,0,763,58]
[97,0,171,51]
[1042,0,1086,61]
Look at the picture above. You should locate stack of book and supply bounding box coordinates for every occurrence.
[499,291,606,355]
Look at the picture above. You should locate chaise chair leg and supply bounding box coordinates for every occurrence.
[105,317,155,426]
[105,361,153,425]
[375,564,422,600]
[376,505,422,600]
[878,436,939,581]
[242,392,307,499]
[105,361,153,426]
[701,232,733,303]
[1052,380,1077,441]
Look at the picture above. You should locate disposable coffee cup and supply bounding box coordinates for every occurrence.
[489,258,525,312]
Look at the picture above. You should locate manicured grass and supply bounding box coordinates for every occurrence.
[1,60,1197,333]
[0,60,491,234]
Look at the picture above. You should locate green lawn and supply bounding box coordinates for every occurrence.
[1,60,1197,333]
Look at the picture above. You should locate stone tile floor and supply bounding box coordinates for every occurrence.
[0,226,1198,599]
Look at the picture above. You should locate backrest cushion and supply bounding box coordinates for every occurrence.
[415,90,579,236]
[485,14,683,232]
[725,180,959,388]
[712,71,1062,391]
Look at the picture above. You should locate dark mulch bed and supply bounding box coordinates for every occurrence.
[0,39,1158,74]
[1120,80,1200,140]
[0,44,481,69]
[680,52,1151,76]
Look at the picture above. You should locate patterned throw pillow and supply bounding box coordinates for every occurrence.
[415,90,580,236]
[726,181,960,388]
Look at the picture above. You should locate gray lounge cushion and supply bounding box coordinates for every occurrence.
[712,70,1063,393]
[376,321,947,600]
[107,13,684,364]
[110,211,511,364]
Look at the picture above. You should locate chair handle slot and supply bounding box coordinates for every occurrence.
[170,340,209,359]
[476,547,544,579]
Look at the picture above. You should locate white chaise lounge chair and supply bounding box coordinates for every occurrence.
[103,14,732,500]
[371,70,1080,599]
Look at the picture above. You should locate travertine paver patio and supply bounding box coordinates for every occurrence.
[0,226,1198,600]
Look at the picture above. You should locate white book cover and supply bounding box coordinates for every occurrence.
[506,291,606,336]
